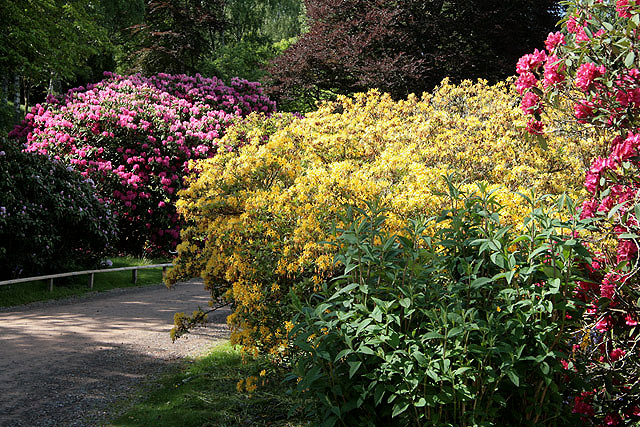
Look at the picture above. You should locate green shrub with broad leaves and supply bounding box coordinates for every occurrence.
[288,178,594,426]
[0,137,117,280]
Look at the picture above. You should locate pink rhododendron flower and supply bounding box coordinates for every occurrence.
[625,314,638,325]
[574,100,595,122]
[545,32,566,51]
[9,72,277,254]
[596,316,613,332]
[567,17,581,34]
[611,133,640,161]
[585,157,615,193]
[575,63,606,91]
[600,272,619,299]
[617,0,632,18]
[520,91,542,114]
[515,72,538,94]
[543,55,565,87]
[617,239,637,263]
[516,49,547,74]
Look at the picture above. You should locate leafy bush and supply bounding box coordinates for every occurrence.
[0,137,117,280]
[168,80,599,357]
[9,72,275,255]
[517,1,640,421]
[289,182,593,426]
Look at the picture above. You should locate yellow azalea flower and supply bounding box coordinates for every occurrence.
[167,80,598,358]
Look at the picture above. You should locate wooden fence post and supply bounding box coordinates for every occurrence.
[88,273,94,289]
[131,269,138,284]
[48,278,54,292]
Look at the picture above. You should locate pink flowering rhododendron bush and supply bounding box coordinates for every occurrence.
[9,72,276,255]
[517,0,640,423]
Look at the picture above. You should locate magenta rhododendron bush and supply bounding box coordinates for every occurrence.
[9,73,276,254]
[517,0,640,423]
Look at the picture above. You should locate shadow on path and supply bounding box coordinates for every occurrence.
[0,280,230,427]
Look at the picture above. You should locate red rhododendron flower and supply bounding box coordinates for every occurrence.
[573,393,596,416]
[525,118,544,135]
[604,412,622,425]
[610,348,626,362]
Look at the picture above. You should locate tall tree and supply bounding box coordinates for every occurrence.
[0,0,107,124]
[127,0,225,75]
[266,0,561,109]
[199,0,306,81]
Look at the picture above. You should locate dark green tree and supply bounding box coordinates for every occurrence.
[127,0,225,75]
[266,0,561,109]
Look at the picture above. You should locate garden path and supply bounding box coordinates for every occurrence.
[0,279,230,427]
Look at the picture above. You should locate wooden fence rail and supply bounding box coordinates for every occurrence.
[0,263,173,292]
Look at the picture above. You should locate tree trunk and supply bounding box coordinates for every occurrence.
[1,73,7,105]
[48,73,54,95]
[23,76,29,115]
[13,73,21,121]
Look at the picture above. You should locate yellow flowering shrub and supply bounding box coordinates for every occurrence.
[167,79,600,357]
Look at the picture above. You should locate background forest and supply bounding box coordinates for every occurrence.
[0,0,560,128]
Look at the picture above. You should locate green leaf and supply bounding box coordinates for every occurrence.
[424,331,444,339]
[507,370,520,387]
[536,135,548,150]
[335,348,353,362]
[392,402,409,418]
[357,344,375,355]
[540,361,550,375]
[471,277,492,289]
[348,361,361,378]
[625,51,636,68]
[618,233,639,239]
[448,326,464,338]
[374,385,385,405]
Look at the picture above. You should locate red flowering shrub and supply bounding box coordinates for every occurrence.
[9,72,276,255]
[517,1,640,423]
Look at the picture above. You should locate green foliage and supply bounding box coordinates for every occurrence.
[0,137,117,280]
[200,39,283,83]
[288,178,594,426]
[0,0,108,85]
[199,0,306,83]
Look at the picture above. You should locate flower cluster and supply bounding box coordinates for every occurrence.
[167,80,596,357]
[517,0,640,422]
[9,73,276,254]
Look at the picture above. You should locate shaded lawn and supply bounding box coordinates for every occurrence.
[0,256,170,307]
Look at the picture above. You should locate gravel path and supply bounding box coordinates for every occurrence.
[0,279,231,427]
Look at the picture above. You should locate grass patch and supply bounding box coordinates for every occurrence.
[108,341,312,427]
[0,256,170,308]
